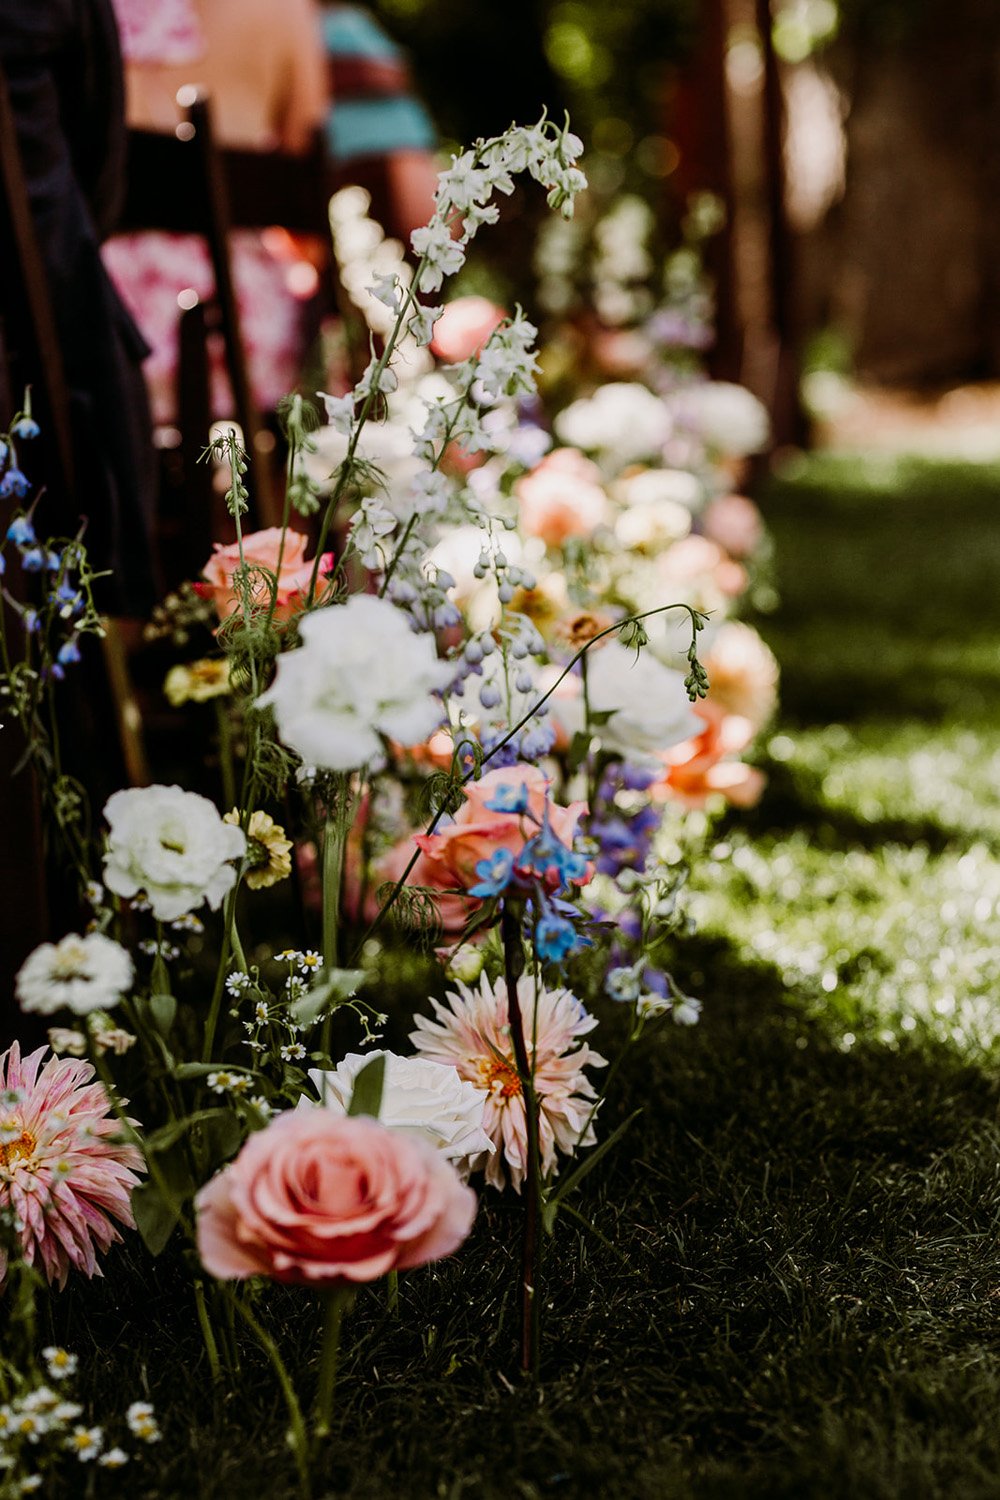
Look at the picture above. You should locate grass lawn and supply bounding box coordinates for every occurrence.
[44,454,1000,1497]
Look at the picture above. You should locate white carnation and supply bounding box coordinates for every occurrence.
[15,932,134,1017]
[102,785,246,922]
[584,640,701,763]
[305,1050,494,1170]
[554,383,672,469]
[256,595,453,770]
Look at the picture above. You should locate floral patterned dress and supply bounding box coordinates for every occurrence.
[103,0,310,425]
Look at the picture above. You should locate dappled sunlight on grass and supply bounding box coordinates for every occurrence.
[692,831,1000,1051]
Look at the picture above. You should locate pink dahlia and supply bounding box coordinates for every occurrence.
[409,975,607,1192]
[0,1044,145,1288]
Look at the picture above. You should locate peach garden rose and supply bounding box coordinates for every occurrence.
[200,527,334,623]
[195,1110,476,1285]
[415,764,589,895]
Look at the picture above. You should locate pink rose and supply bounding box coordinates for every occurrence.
[346,826,481,937]
[195,1111,476,1285]
[430,296,506,363]
[515,449,608,547]
[415,764,589,893]
[701,493,763,559]
[200,528,334,622]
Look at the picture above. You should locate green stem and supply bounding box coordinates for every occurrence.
[386,1269,399,1316]
[222,1287,312,1500]
[193,1279,223,1388]
[215,699,236,811]
[312,1286,348,1448]
[202,883,238,1062]
[501,901,541,1378]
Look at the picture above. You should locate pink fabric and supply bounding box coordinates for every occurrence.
[111,0,205,65]
[102,232,308,425]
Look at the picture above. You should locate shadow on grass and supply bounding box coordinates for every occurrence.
[50,928,1000,1500]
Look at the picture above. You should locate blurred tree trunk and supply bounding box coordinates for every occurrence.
[822,0,1000,384]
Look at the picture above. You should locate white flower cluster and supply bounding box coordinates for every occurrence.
[102,785,247,922]
[410,117,587,300]
[15,932,133,1017]
[0,1360,155,1488]
[258,594,453,770]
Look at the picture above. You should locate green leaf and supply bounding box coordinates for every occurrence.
[172,1062,253,1081]
[347,1054,385,1119]
[290,967,367,1029]
[147,993,177,1037]
[131,1182,181,1257]
[144,1108,240,1155]
[567,730,594,775]
[543,1109,642,1229]
[200,1108,243,1166]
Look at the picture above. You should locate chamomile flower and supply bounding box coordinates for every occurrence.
[42,1347,77,1381]
[66,1425,103,1461]
[126,1403,161,1443]
[99,1447,130,1468]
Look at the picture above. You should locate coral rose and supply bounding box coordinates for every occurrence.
[515,448,608,547]
[195,1110,475,1285]
[200,527,333,622]
[654,706,765,809]
[430,296,506,363]
[415,765,589,894]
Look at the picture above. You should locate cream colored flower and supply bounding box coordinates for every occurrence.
[163,658,231,707]
[702,622,779,729]
[223,809,293,890]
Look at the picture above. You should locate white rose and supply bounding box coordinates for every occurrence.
[584,640,701,764]
[670,380,770,458]
[305,1051,494,1170]
[102,785,246,922]
[257,595,453,770]
[15,932,134,1016]
[554,383,672,469]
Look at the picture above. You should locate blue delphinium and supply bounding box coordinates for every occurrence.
[469,848,516,899]
[484,781,532,816]
[5,514,35,546]
[0,468,30,500]
[535,912,580,964]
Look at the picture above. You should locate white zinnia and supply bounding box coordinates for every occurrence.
[102,785,246,922]
[584,640,701,763]
[554,383,672,469]
[257,595,453,770]
[670,380,771,458]
[305,1051,494,1170]
[15,932,133,1016]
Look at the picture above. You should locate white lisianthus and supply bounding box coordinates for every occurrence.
[102,785,247,922]
[15,933,133,1016]
[305,1051,494,1170]
[554,383,672,469]
[257,595,453,771]
[670,380,771,458]
[584,640,701,763]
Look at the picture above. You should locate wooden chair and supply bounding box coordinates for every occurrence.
[118,94,339,578]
